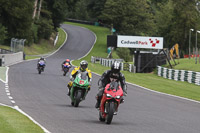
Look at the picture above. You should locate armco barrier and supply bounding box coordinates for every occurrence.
[157,66,200,85]
[91,56,136,73]
[0,52,23,66]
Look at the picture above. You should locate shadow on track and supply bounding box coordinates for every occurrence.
[53,103,94,109]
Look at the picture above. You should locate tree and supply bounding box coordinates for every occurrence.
[116,48,132,62]
[171,0,199,52]
[154,0,174,48]
[100,0,154,36]
[66,0,80,12]
[45,0,68,29]
[0,0,34,43]
[87,0,106,18]
[155,0,200,52]
[74,0,90,20]
[0,24,7,44]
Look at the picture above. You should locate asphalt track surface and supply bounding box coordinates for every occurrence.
[7,24,200,133]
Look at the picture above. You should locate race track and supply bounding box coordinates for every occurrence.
[8,24,200,133]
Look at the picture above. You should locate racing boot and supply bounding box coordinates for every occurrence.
[95,96,101,109]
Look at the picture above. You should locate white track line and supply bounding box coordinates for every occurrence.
[127,82,200,104]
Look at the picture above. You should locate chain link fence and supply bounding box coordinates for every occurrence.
[10,38,26,52]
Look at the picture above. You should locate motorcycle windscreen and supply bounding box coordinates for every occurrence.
[77,71,88,80]
[39,60,45,65]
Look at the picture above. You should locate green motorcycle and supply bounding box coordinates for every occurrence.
[70,71,90,107]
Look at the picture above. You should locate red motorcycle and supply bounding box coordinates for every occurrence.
[98,79,124,124]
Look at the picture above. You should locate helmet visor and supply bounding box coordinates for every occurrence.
[81,64,87,70]
[110,73,119,79]
[112,69,120,73]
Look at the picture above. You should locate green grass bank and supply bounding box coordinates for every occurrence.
[165,58,200,72]
[0,106,44,133]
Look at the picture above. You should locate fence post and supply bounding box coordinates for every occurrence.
[168,69,172,79]
[192,72,196,84]
[121,62,124,71]
[163,67,167,78]
[174,70,179,81]
[129,64,131,72]
[195,72,200,85]
[187,71,192,83]
[157,66,161,76]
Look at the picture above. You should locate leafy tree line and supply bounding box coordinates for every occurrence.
[0,0,200,57]
[67,0,200,57]
[0,0,68,45]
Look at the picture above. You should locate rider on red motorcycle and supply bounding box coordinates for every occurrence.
[95,61,127,109]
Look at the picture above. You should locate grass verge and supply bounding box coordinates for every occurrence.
[67,22,200,102]
[24,28,66,60]
[0,106,44,133]
[164,58,200,72]
[0,28,66,60]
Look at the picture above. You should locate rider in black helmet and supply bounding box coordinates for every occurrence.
[95,61,127,109]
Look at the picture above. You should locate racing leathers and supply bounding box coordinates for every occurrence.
[95,70,127,108]
[67,66,92,96]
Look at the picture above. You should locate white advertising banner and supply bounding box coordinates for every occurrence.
[117,35,163,49]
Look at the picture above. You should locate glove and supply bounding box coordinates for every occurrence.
[70,77,74,81]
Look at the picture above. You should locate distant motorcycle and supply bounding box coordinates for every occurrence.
[98,79,124,124]
[37,60,45,74]
[62,63,71,76]
[70,71,90,107]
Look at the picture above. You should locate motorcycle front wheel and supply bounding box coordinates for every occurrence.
[106,101,115,124]
[63,68,69,76]
[38,69,41,74]
[63,72,67,76]
[74,90,82,107]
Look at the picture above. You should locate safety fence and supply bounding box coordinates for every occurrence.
[91,56,136,73]
[157,66,200,85]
